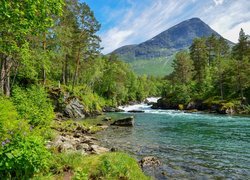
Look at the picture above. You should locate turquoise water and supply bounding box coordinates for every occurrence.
[96,109,250,179]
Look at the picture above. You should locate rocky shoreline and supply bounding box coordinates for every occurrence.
[48,112,165,179]
[151,97,250,115]
[47,120,110,155]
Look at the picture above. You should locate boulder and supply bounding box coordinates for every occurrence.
[184,109,198,113]
[64,97,86,119]
[139,156,162,168]
[90,145,109,154]
[53,135,75,152]
[76,143,90,151]
[139,156,167,180]
[103,106,124,112]
[48,87,68,112]
[128,110,145,113]
[102,117,112,121]
[111,116,134,127]
[151,97,179,110]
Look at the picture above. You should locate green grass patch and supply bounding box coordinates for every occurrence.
[35,152,150,180]
[130,57,174,76]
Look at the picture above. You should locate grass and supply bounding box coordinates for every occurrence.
[34,152,151,180]
[51,119,104,134]
[130,57,174,76]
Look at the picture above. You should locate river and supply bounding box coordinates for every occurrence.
[95,100,250,179]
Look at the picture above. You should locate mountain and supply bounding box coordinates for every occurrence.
[112,18,234,76]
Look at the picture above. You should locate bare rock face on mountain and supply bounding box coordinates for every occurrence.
[113,18,233,62]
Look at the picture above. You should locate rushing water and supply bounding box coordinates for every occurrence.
[96,102,250,179]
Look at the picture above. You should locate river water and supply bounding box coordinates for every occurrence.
[95,101,250,179]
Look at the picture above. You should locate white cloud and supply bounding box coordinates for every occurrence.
[202,0,250,43]
[100,0,250,53]
[102,28,134,52]
[213,0,224,6]
[223,22,250,42]
[100,0,197,53]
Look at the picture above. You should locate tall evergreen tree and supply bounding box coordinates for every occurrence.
[190,38,208,89]
[171,51,193,85]
[232,28,250,99]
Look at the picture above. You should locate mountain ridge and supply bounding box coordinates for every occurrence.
[112,17,234,76]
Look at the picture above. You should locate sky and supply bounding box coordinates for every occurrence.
[83,0,250,54]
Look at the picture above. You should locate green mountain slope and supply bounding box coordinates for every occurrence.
[112,18,234,76]
[130,57,174,76]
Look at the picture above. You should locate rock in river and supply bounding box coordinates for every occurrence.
[128,110,145,113]
[111,116,134,127]
[139,156,162,168]
[102,106,124,112]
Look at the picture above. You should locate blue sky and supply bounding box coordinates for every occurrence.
[83,0,250,54]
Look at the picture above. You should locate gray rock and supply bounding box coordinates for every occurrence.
[90,145,109,154]
[64,97,86,119]
[53,136,75,152]
[76,143,90,150]
[139,156,167,180]
[111,116,134,127]
[103,106,124,112]
[139,156,162,168]
[128,110,145,113]
[102,117,112,121]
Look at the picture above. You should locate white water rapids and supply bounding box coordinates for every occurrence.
[118,97,160,112]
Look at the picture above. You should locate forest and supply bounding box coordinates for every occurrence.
[0,0,250,179]
[160,32,250,113]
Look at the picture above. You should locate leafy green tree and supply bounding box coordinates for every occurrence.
[232,28,250,99]
[71,2,101,90]
[190,38,208,90]
[171,51,193,85]
[0,0,64,96]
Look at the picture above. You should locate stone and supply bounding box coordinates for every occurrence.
[111,116,135,127]
[110,147,118,152]
[103,106,124,112]
[102,117,112,121]
[76,143,90,150]
[64,97,86,119]
[90,145,109,154]
[184,109,198,113]
[128,110,145,113]
[99,125,109,130]
[139,156,162,168]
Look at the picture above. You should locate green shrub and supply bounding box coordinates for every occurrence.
[72,85,106,112]
[0,97,51,179]
[12,86,54,127]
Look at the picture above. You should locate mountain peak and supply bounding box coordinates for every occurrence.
[112,18,233,75]
[187,17,203,22]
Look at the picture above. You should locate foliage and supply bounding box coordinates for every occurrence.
[0,97,51,179]
[164,31,250,109]
[11,86,54,127]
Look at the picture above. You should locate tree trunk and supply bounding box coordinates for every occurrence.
[0,56,12,96]
[72,48,81,91]
[218,57,224,100]
[219,74,224,100]
[62,54,69,85]
[0,58,6,94]
[42,32,46,86]
[237,60,244,99]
